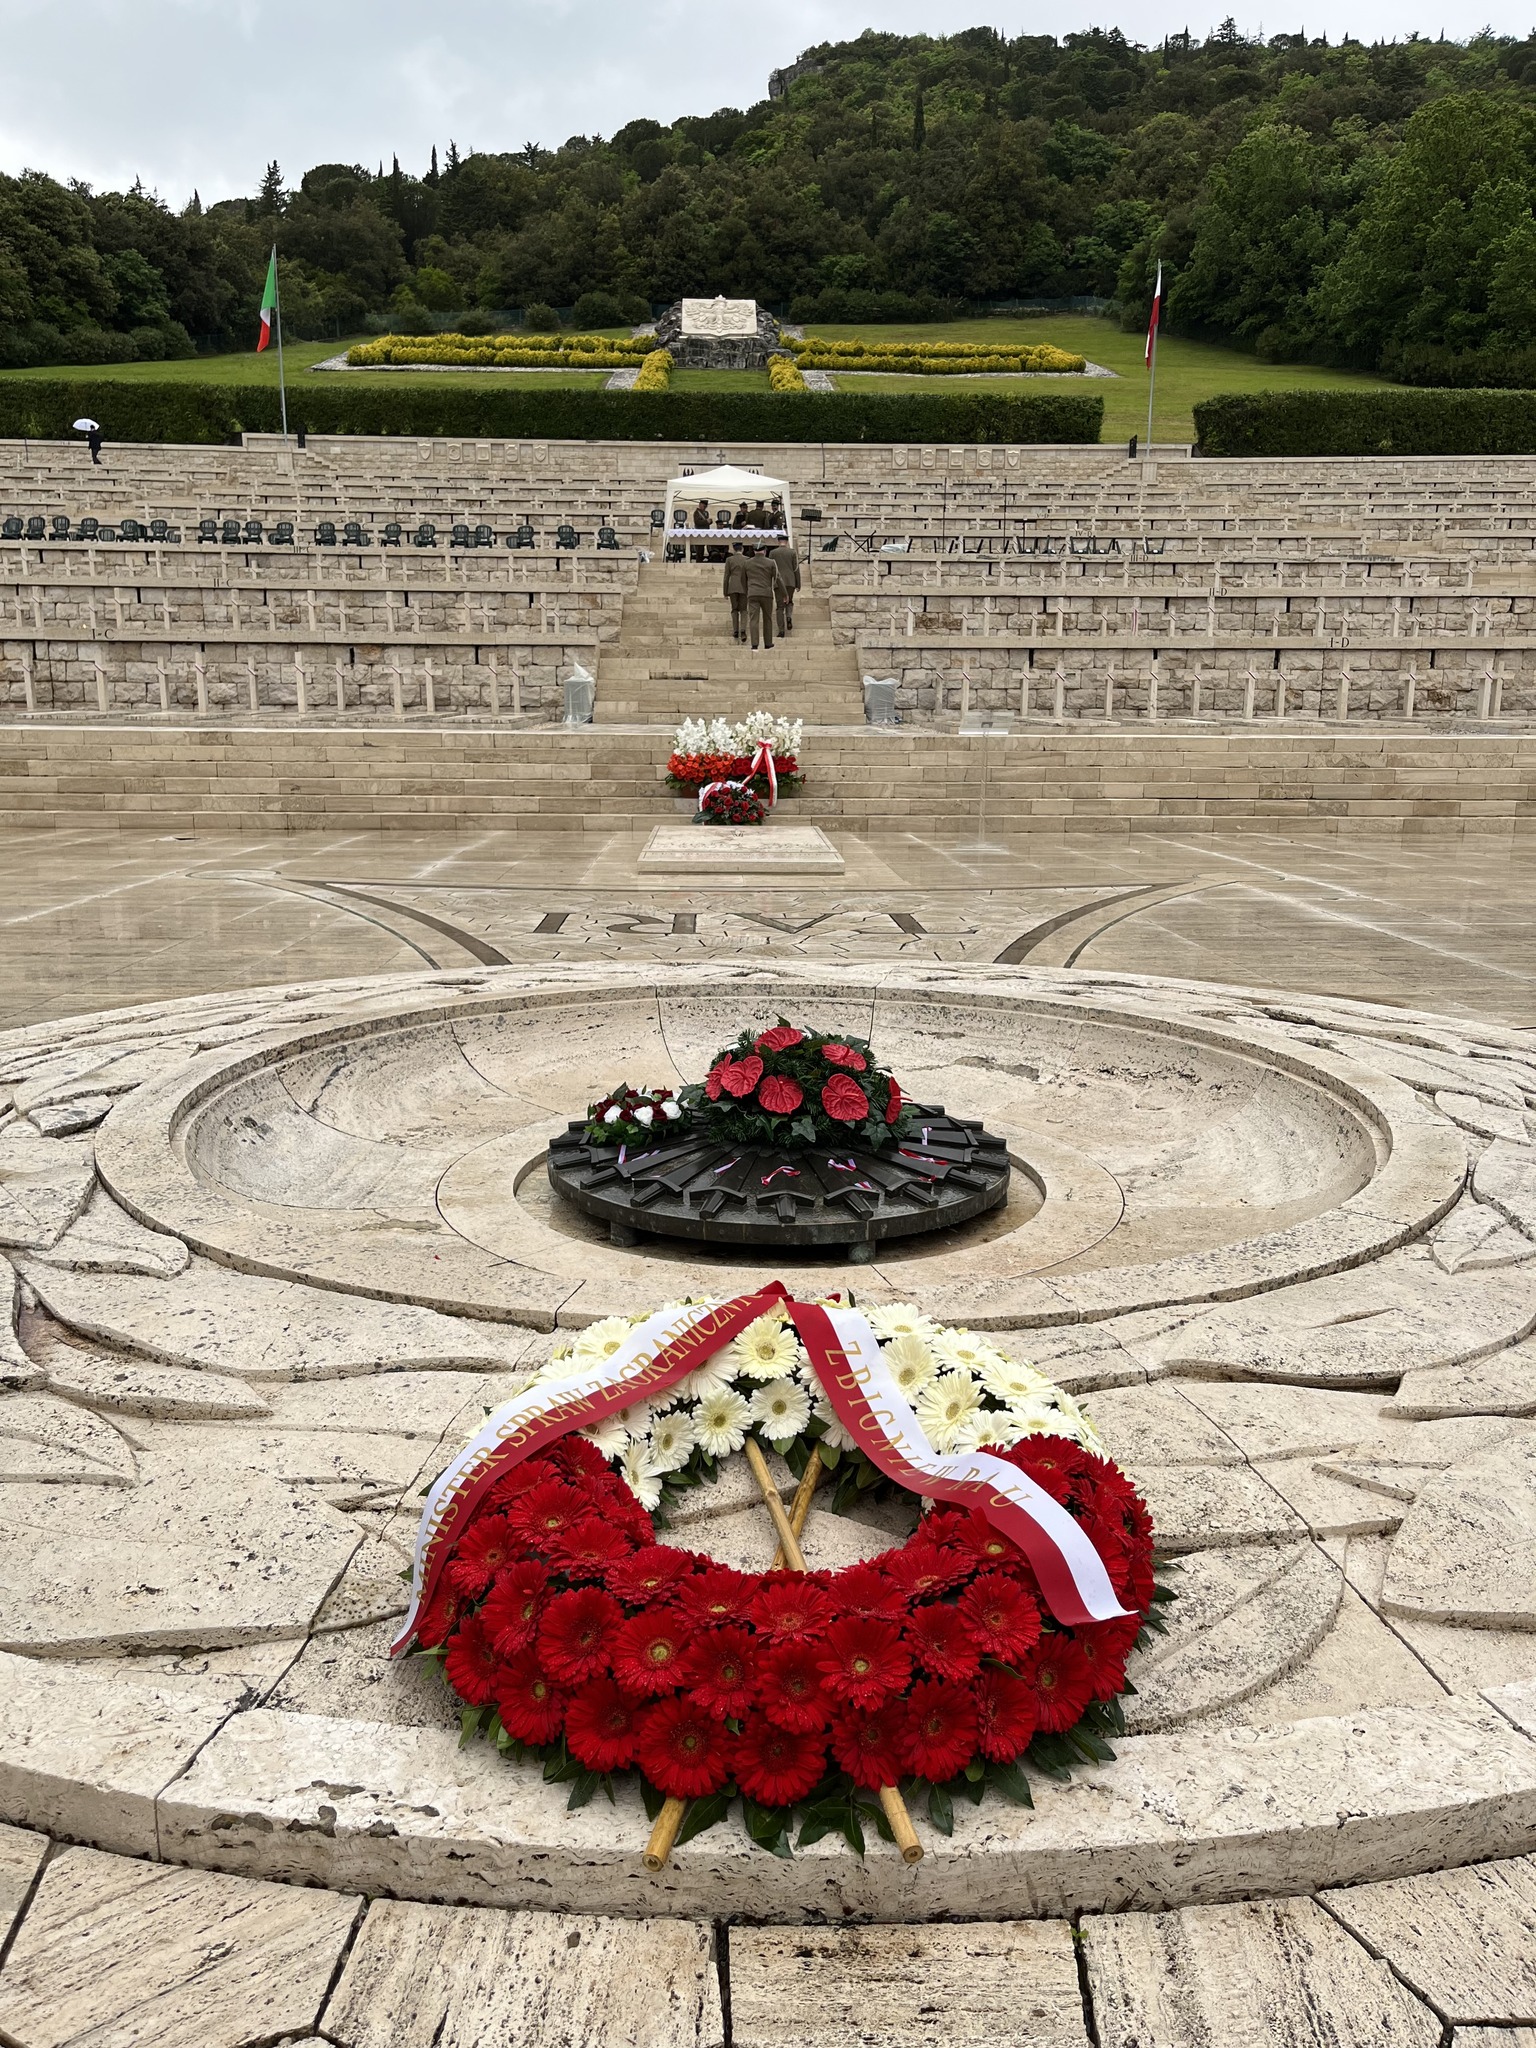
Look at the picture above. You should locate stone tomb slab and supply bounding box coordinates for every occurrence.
[728,1922,1089,2048]
[322,1897,722,2048]
[637,825,844,874]
[0,1845,360,2048]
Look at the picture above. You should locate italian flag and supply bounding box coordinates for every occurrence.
[257,248,278,352]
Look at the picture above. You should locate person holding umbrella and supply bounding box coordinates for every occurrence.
[75,418,103,465]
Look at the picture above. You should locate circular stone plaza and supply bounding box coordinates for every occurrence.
[1,429,1536,2048]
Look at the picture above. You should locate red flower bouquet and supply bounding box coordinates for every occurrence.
[417,1428,1159,1858]
[686,1018,911,1151]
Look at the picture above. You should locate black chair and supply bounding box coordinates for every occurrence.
[269,520,294,546]
[449,522,472,549]
[148,518,172,543]
[596,525,619,550]
[219,518,241,545]
[77,517,99,542]
[243,519,264,545]
[314,520,338,546]
[196,518,218,544]
[50,515,71,541]
[380,521,403,547]
[411,522,438,548]
[471,524,494,548]
[555,524,579,549]
[24,517,46,541]
[118,518,144,543]
[96,524,118,543]
[649,507,665,532]
[1,517,22,541]
[507,524,535,549]
[342,520,371,546]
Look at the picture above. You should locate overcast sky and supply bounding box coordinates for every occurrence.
[0,0,1525,206]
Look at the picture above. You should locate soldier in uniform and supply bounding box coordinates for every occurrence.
[690,497,711,563]
[741,547,784,650]
[768,533,800,636]
[722,545,750,642]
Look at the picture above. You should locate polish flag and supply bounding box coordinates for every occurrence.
[1145,261,1163,368]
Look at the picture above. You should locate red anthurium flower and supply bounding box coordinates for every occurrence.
[705,1060,728,1102]
[679,1626,757,1720]
[820,1043,868,1071]
[902,1680,979,1782]
[612,1610,689,1697]
[719,1054,764,1098]
[816,1616,911,1709]
[564,1676,639,1771]
[478,1560,549,1655]
[973,1667,1039,1761]
[829,1700,907,1789]
[757,1074,804,1116]
[537,1586,622,1685]
[821,1073,870,1123]
[958,1573,1044,1662]
[446,1512,518,1598]
[636,1697,734,1799]
[1020,1635,1097,1733]
[904,1601,982,1682]
[494,1649,567,1744]
[442,1614,500,1705]
[734,1713,827,1807]
[758,1639,830,1732]
[754,1025,805,1053]
[749,1578,834,1643]
[885,1078,903,1124]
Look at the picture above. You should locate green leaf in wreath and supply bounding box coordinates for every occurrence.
[988,1760,1034,1807]
[675,1791,733,1846]
[640,1778,666,1824]
[567,1770,602,1811]
[926,1782,955,1835]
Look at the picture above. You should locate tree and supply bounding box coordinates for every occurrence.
[256,160,284,217]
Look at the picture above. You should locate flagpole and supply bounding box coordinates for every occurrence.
[1144,264,1161,453]
[272,244,289,445]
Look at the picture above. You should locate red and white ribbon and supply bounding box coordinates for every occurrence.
[699,738,777,811]
[390,1287,787,1654]
[786,1299,1131,1627]
[392,1286,1129,1654]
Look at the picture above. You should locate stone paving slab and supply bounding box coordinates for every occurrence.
[1080,1896,1440,2046]
[728,1923,1089,2047]
[321,1896,722,2048]
[1322,1853,1536,2024]
[0,1845,360,2048]
[0,1824,46,1947]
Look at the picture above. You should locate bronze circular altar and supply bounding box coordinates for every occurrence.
[546,1106,1011,1255]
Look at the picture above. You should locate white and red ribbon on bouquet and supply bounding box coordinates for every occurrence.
[698,739,778,812]
[392,1286,1130,1656]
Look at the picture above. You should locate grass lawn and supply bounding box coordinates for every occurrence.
[807,315,1395,444]
[0,334,626,390]
[669,368,770,391]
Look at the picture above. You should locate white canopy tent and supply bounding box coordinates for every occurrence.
[661,464,792,546]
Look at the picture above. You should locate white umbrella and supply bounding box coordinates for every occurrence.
[72,418,99,433]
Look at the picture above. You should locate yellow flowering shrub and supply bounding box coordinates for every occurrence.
[787,336,1086,375]
[346,331,654,369]
[767,352,807,392]
[632,347,673,391]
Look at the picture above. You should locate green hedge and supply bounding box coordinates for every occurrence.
[0,379,1102,447]
[1194,387,1536,457]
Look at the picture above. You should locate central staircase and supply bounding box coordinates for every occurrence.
[593,560,865,725]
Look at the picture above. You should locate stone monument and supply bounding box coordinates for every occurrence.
[654,295,781,369]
